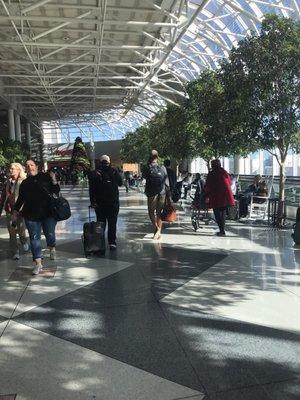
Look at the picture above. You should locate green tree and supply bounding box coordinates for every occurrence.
[186,69,255,170]
[164,104,195,164]
[221,14,300,225]
[0,137,29,166]
[120,124,152,163]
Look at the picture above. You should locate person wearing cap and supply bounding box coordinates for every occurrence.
[142,150,168,240]
[88,155,123,250]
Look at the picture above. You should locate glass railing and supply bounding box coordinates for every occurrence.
[237,176,300,207]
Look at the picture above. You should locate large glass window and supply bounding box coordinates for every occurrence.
[285,150,294,176]
[250,151,260,174]
[263,151,273,176]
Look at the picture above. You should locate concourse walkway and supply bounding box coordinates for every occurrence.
[0,186,299,400]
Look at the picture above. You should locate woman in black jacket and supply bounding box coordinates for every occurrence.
[13,160,60,275]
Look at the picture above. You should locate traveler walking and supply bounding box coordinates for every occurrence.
[88,155,123,250]
[143,150,167,240]
[124,170,131,193]
[0,163,29,260]
[13,160,60,274]
[204,159,235,236]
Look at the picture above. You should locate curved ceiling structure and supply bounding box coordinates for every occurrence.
[0,0,299,143]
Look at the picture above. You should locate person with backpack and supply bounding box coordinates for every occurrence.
[142,150,167,240]
[89,155,123,250]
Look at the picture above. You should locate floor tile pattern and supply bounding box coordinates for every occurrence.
[0,185,299,399]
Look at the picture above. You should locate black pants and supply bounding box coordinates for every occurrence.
[238,195,250,218]
[95,203,119,245]
[213,207,227,234]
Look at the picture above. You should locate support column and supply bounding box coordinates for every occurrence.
[244,156,251,175]
[14,112,21,142]
[8,109,15,140]
[26,122,31,157]
[26,122,31,147]
[234,155,244,174]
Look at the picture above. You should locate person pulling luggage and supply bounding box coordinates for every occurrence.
[88,155,122,250]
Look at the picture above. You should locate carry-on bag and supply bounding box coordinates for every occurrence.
[161,196,177,222]
[82,206,106,257]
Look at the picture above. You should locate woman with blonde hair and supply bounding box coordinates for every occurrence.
[0,162,29,259]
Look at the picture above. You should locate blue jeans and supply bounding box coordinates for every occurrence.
[25,218,57,260]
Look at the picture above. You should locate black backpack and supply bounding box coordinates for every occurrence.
[291,207,300,244]
[145,164,164,197]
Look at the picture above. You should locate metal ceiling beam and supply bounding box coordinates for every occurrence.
[40,34,92,60]
[221,0,261,23]
[20,100,120,103]
[124,0,212,114]
[0,0,61,119]
[16,2,172,15]
[22,0,53,14]
[7,92,135,96]
[0,74,144,80]
[0,41,166,51]
[0,60,155,67]
[46,51,91,74]
[2,85,138,89]
[50,66,92,85]
[250,0,294,12]
[0,25,154,36]
[31,11,93,41]
[0,15,178,27]
[0,24,151,36]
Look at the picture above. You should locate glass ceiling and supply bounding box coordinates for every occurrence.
[0,0,299,144]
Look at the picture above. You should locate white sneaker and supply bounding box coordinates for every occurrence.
[32,264,43,275]
[13,252,20,260]
[23,243,29,252]
[49,248,56,260]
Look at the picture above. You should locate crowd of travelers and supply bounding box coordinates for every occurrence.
[0,150,269,275]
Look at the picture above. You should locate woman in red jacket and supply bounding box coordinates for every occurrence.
[204,159,235,236]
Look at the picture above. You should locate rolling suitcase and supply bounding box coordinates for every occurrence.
[82,206,106,257]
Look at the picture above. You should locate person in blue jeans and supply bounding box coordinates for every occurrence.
[13,160,60,275]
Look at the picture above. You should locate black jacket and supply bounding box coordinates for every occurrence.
[14,173,60,221]
[89,167,122,205]
[166,167,177,190]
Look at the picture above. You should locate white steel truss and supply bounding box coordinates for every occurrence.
[0,0,298,143]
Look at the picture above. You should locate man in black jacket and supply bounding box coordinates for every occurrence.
[89,155,122,250]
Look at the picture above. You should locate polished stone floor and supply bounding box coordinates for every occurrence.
[0,186,299,400]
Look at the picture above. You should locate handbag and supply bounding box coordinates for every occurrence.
[49,195,71,221]
[161,196,177,222]
[37,180,71,221]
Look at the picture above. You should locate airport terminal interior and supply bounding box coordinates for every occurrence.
[0,0,299,399]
